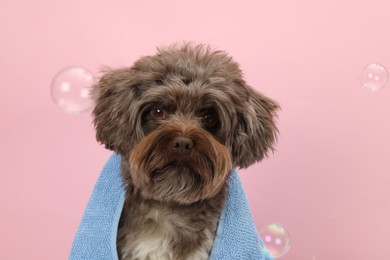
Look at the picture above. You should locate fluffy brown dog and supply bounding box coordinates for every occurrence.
[92,43,279,259]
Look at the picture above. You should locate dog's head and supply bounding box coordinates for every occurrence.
[92,44,279,204]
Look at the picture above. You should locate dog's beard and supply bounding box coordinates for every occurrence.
[129,122,232,205]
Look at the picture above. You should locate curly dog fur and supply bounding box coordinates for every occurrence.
[92,43,279,259]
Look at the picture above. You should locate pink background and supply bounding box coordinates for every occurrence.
[1,0,389,259]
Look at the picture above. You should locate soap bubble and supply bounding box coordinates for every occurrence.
[258,223,291,258]
[51,66,94,114]
[359,63,389,92]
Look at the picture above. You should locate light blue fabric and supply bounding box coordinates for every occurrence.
[70,154,272,260]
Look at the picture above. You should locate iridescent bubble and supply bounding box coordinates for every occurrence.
[51,66,94,114]
[359,63,389,92]
[258,223,291,258]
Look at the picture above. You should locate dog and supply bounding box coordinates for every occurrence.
[91,43,279,260]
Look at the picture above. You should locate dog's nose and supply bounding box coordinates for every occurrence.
[172,137,194,155]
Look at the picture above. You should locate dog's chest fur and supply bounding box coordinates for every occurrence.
[117,177,227,260]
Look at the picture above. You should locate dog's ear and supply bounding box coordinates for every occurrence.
[232,82,279,168]
[91,67,142,155]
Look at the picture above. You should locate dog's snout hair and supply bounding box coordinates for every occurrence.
[129,118,232,205]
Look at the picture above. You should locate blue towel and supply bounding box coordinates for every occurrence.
[70,154,272,260]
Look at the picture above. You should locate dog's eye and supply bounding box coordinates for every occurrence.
[201,110,219,130]
[150,105,168,119]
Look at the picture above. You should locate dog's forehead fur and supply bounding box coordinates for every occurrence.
[134,44,249,113]
[135,44,243,83]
